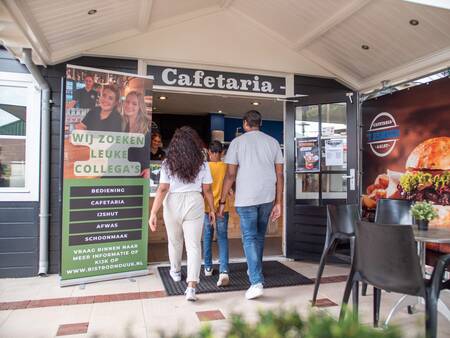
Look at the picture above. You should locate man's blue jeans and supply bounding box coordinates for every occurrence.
[236,202,273,285]
[203,212,229,273]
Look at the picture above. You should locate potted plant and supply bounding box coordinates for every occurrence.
[410,201,438,230]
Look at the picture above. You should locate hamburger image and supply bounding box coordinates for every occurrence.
[399,137,450,206]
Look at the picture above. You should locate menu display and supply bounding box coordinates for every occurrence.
[61,65,153,285]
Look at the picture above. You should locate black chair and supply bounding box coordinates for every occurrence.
[340,221,450,338]
[361,198,413,296]
[311,204,359,306]
[375,198,412,225]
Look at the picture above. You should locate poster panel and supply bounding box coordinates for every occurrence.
[61,65,153,285]
[296,137,320,172]
[361,77,449,251]
[325,139,344,166]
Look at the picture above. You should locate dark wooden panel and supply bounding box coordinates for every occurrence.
[0,207,37,223]
[0,202,39,277]
[294,205,326,216]
[293,217,327,226]
[0,223,38,237]
[0,238,38,252]
[0,252,37,268]
[0,267,37,278]
[293,225,326,236]
[290,233,325,245]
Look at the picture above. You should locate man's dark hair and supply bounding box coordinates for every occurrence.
[208,140,223,153]
[243,110,262,128]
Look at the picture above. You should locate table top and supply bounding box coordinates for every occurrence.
[413,226,450,244]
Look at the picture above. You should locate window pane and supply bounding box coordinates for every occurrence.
[296,173,319,200]
[322,173,347,199]
[295,105,319,138]
[0,85,27,188]
[321,103,347,171]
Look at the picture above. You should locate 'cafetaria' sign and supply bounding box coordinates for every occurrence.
[147,65,286,95]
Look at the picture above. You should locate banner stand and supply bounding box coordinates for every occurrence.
[60,65,153,286]
[60,269,149,287]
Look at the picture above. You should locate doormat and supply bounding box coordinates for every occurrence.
[157,260,313,296]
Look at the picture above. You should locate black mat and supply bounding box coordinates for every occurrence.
[158,260,313,296]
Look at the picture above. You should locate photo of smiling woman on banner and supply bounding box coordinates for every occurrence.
[122,91,152,178]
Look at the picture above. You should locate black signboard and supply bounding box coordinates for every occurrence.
[147,65,286,95]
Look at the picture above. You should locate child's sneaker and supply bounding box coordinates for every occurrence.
[169,270,181,282]
[204,267,213,276]
[217,273,229,287]
[185,287,197,301]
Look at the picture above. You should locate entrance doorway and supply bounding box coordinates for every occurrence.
[285,90,359,261]
[148,91,284,262]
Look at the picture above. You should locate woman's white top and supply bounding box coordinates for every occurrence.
[159,162,213,192]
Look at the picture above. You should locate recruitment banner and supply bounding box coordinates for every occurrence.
[61,65,153,285]
[361,76,449,251]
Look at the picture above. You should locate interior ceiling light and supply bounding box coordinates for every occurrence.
[251,101,260,106]
[361,45,370,50]
[158,96,167,100]
[87,9,97,15]
[409,19,419,26]
[217,110,223,113]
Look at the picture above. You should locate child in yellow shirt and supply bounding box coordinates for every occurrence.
[203,141,230,287]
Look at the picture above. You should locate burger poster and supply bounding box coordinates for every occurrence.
[61,65,153,285]
[362,76,450,251]
[296,137,320,172]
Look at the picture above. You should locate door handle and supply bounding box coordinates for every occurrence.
[342,169,356,191]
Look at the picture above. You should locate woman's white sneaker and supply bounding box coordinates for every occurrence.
[169,270,181,282]
[185,287,197,301]
[217,273,229,287]
[245,283,263,300]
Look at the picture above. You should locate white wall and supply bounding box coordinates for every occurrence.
[88,10,332,77]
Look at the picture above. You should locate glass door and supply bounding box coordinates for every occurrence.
[295,102,349,204]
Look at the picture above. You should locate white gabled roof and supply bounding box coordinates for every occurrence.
[1,0,450,91]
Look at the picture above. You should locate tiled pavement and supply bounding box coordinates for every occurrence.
[0,259,449,338]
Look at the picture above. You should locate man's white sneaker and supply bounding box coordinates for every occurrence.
[245,283,263,300]
[204,267,213,276]
[169,270,181,282]
[217,273,230,287]
[185,287,197,301]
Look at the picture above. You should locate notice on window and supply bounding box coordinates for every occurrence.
[61,65,153,286]
[149,161,162,197]
[325,139,344,166]
[296,137,320,172]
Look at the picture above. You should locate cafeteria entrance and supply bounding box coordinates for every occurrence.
[146,88,285,262]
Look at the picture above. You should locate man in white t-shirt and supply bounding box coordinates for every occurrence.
[218,110,284,300]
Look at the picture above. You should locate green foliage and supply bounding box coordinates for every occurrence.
[411,201,438,221]
[162,308,403,338]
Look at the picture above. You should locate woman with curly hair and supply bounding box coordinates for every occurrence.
[149,126,215,301]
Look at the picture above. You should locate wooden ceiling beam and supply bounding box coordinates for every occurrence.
[293,0,372,51]
[138,0,153,32]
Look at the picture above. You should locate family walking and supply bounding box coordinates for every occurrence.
[149,110,284,301]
